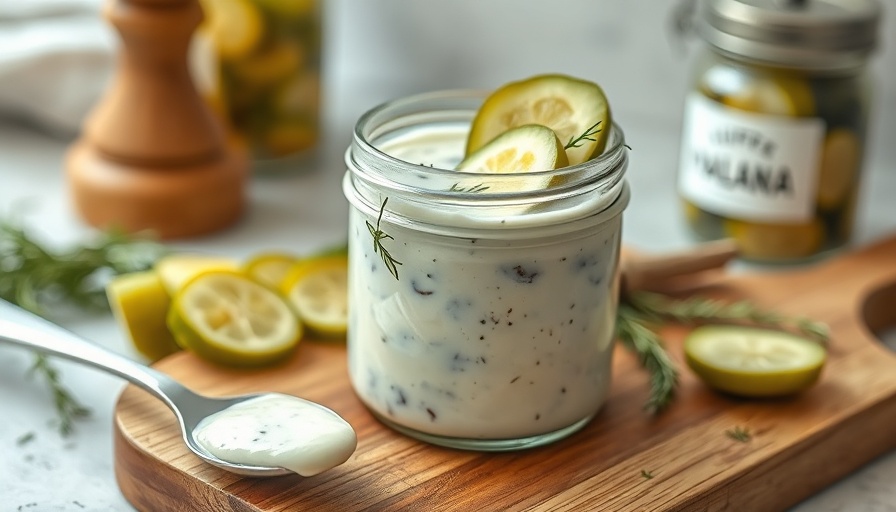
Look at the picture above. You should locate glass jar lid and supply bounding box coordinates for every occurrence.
[699,0,882,69]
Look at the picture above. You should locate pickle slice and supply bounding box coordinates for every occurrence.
[725,218,824,262]
[715,72,815,117]
[457,124,568,175]
[466,74,611,165]
[685,325,826,397]
[817,129,861,211]
[168,270,302,367]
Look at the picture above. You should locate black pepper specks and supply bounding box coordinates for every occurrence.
[501,264,540,284]
[390,385,407,406]
[427,408,437,421]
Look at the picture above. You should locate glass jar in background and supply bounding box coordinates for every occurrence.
[677,0,881,262]
[192,0,321,169]
[342,91,629,451]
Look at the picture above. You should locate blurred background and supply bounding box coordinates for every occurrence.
[1,0,893,252]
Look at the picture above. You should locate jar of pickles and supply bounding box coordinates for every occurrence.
[677,0,881,262]
[192,0,321,167]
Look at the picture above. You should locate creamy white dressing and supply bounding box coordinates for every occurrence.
[345,127,625,441]
[193,393,357,477]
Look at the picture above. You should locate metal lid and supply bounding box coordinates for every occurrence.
[699,0,882,69]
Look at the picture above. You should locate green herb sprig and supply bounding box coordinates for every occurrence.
[1,221,166,314]
[366,198,402,281]
[726,426,752,443]
[28,355,91,436]
[616,304,679,414]
[1,219,165,436]
[564,121,603,150]
[448,183,491,193]
[618,290,830,414]
[627,291,829,344]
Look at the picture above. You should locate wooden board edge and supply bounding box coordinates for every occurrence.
[113,392,261,512]
[680,392,896,511]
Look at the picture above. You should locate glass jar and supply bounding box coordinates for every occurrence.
[342,90,630,451]
[677,0,881,262]
[192,0,321,168]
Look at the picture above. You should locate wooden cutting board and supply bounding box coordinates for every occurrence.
[113,236,896,512]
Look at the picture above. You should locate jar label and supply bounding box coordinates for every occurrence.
[677,93,825,223]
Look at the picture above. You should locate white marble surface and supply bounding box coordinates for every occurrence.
[1,1,895,510]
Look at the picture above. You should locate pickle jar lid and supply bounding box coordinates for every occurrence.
[699,0,882,69]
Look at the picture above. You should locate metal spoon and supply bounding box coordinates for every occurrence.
[0,299,293,478]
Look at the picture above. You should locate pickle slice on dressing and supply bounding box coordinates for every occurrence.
[456,124,569,191]
[168,270,301,367]
[684,325,826,397]
[466,74,611,165]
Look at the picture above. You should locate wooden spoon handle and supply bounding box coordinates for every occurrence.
[621,239,739,296]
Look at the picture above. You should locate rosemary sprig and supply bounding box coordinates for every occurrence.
[725,426,752,443]
[1,219,165,436]
[0,221,166,314]
[626,291,830,344]
[616,304,679,414]
[564,121,603,150]
[618,290,830,414]
[366,198,402,281]
[28,355,91,436]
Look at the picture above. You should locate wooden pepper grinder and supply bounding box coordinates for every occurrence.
[66,0,248,239]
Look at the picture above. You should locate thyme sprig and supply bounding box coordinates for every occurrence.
[366,198,402,281]
[619,291,830,414]
[627,291,830,345]
[1,219,165,436]
[616,304,679,414]
[28,355,91,436]
[726,426,752,443]
[564,121,603,150]
[0,221,166,313]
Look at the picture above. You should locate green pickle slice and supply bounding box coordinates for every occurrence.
[724,218,825,261]
[684,325,826,397]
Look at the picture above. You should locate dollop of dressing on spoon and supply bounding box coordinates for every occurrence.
[193,393,357,477]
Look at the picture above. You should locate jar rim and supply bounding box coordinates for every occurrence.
[348,89,627,201]
[343,88,629,237]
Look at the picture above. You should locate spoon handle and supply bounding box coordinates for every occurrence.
[0,299,194,411]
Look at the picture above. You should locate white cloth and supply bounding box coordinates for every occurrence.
[0,0,115,135]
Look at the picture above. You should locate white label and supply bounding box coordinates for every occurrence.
[678,93,825,223]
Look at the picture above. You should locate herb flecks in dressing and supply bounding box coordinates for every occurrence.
[193,393,357,477]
